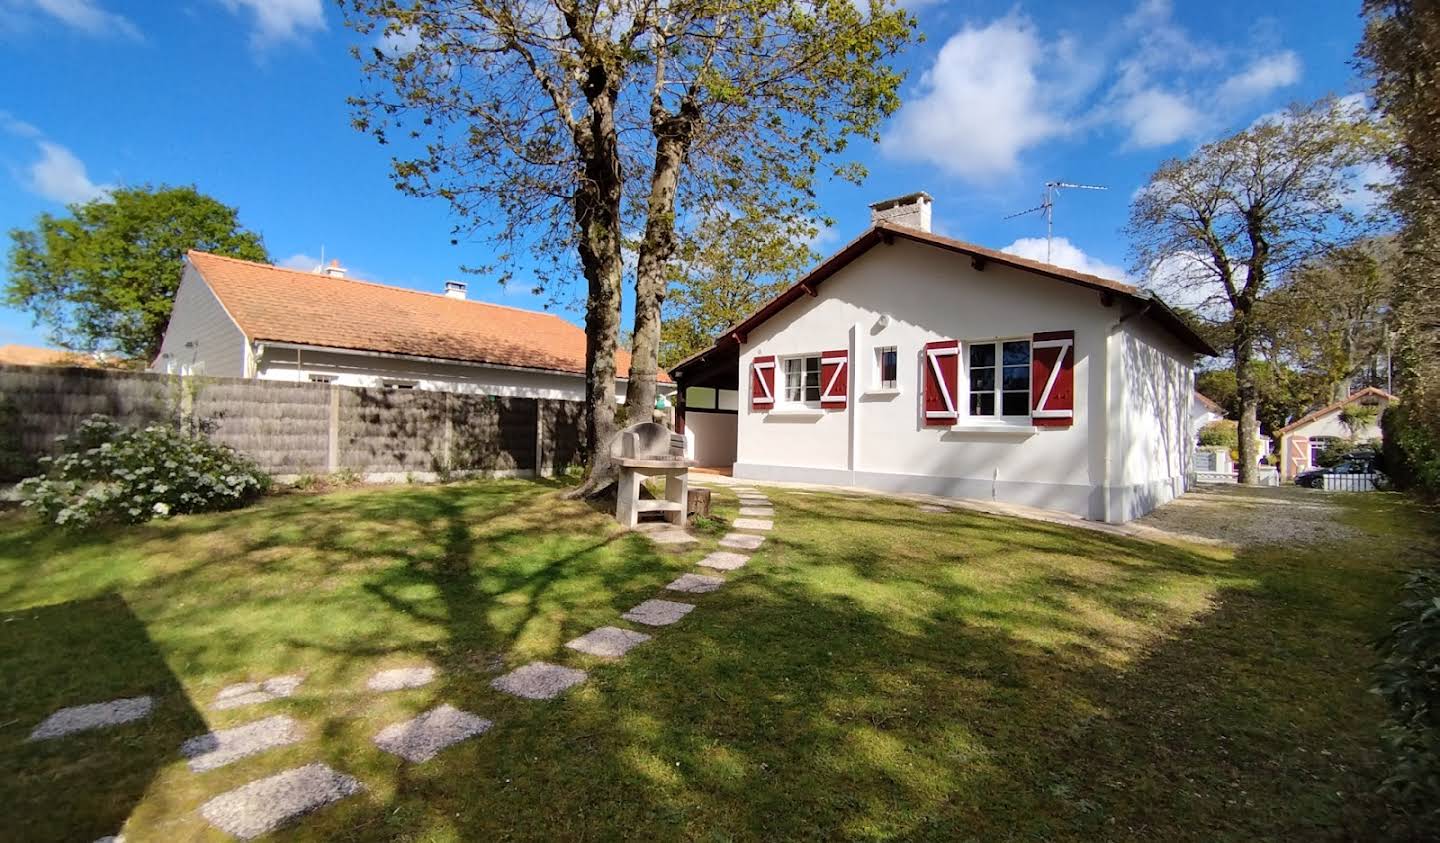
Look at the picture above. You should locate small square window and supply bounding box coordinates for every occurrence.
[308,374,335,384]
[875,346,898,390]
[382,379,417,390]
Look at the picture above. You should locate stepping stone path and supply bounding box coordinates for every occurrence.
[666,573,725,594]
[48,482,783,838]
[492,662,588,700]
[698,550,749,571]
[200,762,362,840]
[917,504,949,513]
[213,675,304,711]
[622,599,695,627]
[181,715,302,773]
[733,517,773,531]
[565,626,652,658]
[720,532,765,551]
[373,704,492,763]
[27,696,153,742]
[366,666,437,692]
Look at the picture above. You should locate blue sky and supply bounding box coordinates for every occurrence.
[0,0,1369,349]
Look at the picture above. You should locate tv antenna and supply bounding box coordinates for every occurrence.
[1004,181,1109,263]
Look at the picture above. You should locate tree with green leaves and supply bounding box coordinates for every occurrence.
[1359,0,1440,498]
[340,0,914,493]
[5,185,268,363]
[1129,97,1382,483]
[660,209,814,368]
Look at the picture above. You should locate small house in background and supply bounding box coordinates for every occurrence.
[1191,390,1225,436]
[1278,387,1396,479]
[671,192,1218,524]
[151,251,670,402]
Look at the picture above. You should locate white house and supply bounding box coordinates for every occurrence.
[671,193,1217,523]
[1191,391,1225,437]
[152,250,669,400]
[1278,386,1395,479]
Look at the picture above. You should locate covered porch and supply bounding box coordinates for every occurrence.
[670,340,740,472]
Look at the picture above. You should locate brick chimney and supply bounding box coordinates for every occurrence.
[320,259,347,279]
[444,280,467,300]
[869,191,933,233]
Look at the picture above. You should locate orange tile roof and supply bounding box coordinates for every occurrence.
[186,251,667,383]
[0,344,99,367]
[1276,386,1396,435]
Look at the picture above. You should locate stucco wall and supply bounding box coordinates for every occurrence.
[254,346,668,403]
[151,268,249,377]
[733,239,1141,520]
[1114,317,1196,520]
[685,411,737,467]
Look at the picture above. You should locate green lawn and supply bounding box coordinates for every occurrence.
[0,479,1430,841]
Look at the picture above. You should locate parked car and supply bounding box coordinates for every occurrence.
[1295,456,1379,489]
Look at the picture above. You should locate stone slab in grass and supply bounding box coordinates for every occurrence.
[738,506,774,517]
[199,762,362,840]
[491,662,588,700]
[720,532,765,551]
[181,714,302,773]
[373,704,492,763]
[666,573,725,594]
[366,666,437,693]
[565,626,652,658]
[633,523,697,545]
[213,675,304,711]
[622,599,695,627]
[697,551,749,571]
[28,696,153,742]
[736,493,768,501]
[917,504,949,513]
[732,518,773,531]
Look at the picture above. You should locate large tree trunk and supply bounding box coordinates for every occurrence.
[1234,273,1261,485]
[625,114,694,418]
[566,74,626,499]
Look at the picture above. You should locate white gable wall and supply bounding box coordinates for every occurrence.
[150,267,250,376]
[1114,315,1197,520]
[734,239,1171,521]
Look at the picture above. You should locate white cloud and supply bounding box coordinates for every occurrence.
[883,16,1068,180]
[2,0,141,38]
[376,24,420,56]
[280,252,320,271]
[1118,88,1203,147]
[219,0,326,48]
[26,141,110,204]
[1216,52,1301,105]
[1000,237,1127,280]
[0,110,42,138]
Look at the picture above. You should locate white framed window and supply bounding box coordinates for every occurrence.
[782,355,822,404]
[1309,436,1336,466]
[967,339,1031,417]
[382,378,418,390]
[308,374,335,384]
[874,346,898,390]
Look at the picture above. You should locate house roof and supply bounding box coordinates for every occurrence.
[1276,386,1397,436]
[186,251,667,382]
[670,223,1217,379]
[1193,391,1225,416]
[0,344,100,367]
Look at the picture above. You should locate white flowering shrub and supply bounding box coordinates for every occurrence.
[17,414,269,528]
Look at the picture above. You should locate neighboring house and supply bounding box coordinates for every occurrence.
[671,192,1217,524]
[151,251,669,401]
[1191,391,1225,439]
[0,344,105,368]
[1278,386,1395,479]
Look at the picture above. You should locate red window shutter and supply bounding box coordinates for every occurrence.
[1032,330,1075,427]
[922,340,960,426]
[820,349,848,409]
[750,355,776,410]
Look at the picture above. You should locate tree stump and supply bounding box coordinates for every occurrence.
[687,487,712,521]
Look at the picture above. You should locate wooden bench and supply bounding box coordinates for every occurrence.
[611,422,693,529]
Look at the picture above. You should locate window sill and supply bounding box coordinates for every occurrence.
[766,407,825,419]
[861,388,901,398]
[947,421,1041,435]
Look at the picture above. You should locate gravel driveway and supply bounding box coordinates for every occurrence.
[1136,483,1362,548]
